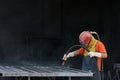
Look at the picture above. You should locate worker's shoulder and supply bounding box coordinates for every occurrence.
[96,40,105,49]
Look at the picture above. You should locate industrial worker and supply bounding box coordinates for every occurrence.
[63,31,108,80]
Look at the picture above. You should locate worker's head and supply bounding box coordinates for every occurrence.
[79,31,92,46]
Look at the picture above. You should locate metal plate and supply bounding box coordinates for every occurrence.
[0,66,93,77]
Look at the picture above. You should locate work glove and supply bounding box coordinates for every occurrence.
[88,51,102,58]
[62,52,74,61]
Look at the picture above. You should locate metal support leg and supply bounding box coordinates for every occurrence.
[28,76,30,80]
[108,70,111,80]
[68,76,71,80]
[116,69,120,80]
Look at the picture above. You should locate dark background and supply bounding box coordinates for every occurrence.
[0,0,119,71]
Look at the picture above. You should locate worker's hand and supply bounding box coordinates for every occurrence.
[88,51,102,58]
[62,52,74,61]
[88,52,95,58]
[62,54,68,61]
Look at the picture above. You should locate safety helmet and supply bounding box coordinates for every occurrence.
[79,31,92,46]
